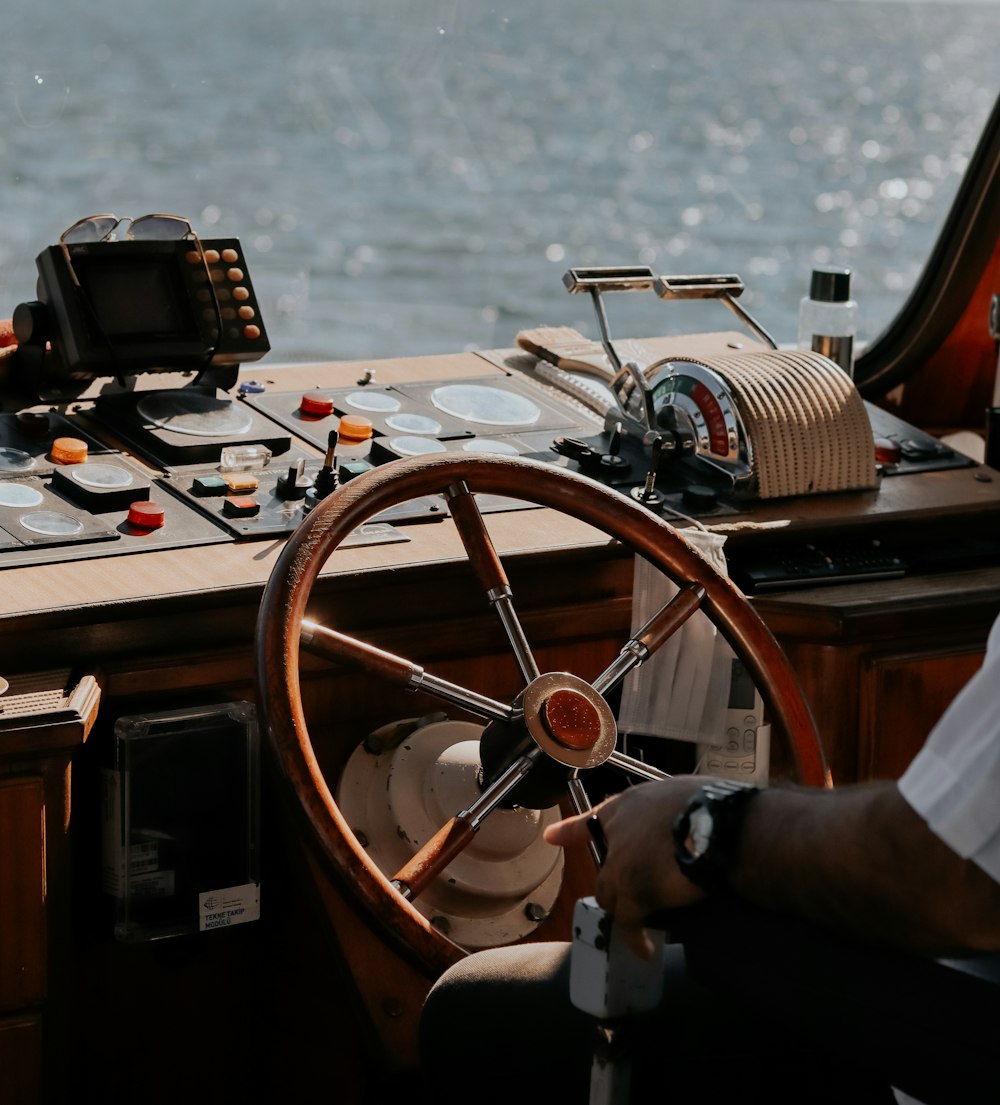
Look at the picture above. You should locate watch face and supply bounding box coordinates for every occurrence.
[674,782,759,889]
[687,805,714,859]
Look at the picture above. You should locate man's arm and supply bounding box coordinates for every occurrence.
[545,777,1000,958]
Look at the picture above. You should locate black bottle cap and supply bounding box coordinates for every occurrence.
[810,266,852,302]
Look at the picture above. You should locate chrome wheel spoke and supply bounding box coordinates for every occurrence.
[390,746,543,902]
[445,480,540,684]
[301,618,514,723]
[592,582,706,697]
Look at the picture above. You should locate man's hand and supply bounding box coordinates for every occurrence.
[544,776,710,957]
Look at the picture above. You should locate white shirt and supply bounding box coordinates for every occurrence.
[898,612,1000,884]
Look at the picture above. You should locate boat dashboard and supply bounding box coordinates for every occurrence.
[1,232,999,1105]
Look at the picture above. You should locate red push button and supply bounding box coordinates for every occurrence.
[299,392,336,419]
[128,501,166,529]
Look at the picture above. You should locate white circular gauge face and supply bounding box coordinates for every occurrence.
[19,511,84,536]
[385,412,442,435]
[69,463,134,489]
[430,384,540,427]
[346,391,401,413]
[0,448,35,472]
[462,438,519,456]
[136,393,254,438]
[0,483,44,508]
[388,436,448,456]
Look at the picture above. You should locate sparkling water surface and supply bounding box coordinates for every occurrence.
[2,0,998,364]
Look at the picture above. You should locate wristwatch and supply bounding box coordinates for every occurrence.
[672,779,760,892]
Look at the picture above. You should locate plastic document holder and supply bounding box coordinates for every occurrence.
[102,701,260,943]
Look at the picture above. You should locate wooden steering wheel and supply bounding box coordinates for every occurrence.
[256,452,827,978]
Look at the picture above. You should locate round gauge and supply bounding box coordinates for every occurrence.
[0,483,44,508]
[347,391,401,413]
[647,360,742,461]
[462,439,519,456]
[68,463,134,489]
[431,384,540,427]
[20,511,84,536]
[385,412,442,435]
[136,393,253,438]
[388,436,448,456]
[0,447,35,472]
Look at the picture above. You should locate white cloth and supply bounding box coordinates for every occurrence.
[898,612,1000,884]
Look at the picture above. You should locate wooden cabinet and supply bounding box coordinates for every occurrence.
[0,674,100,1105]
[754,567,1000,784]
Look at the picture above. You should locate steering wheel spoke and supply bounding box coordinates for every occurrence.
[445,480,540,684]
[592,581,706,697]
[390,746,543,901]
[301,618,514,723]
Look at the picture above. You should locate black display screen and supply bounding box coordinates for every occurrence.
[74,255,198,341]
[728,658,757,710]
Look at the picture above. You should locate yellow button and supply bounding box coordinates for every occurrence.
[223,473,259,492]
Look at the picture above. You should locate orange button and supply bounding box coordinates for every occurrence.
[227,267,244,282]
[338,414,373,443]
[204,249,221,264]
[51,437,88,465]
[299,392,335,418]
[221,248,239,263]
[127,501,166,529]
[541,689,602,751]
[233,287,250,301]
[223,495,260,518]
[244,324,261,340]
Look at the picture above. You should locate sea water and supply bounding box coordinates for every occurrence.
[1,0,997,364]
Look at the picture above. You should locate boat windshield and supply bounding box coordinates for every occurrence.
[1,0,997,363]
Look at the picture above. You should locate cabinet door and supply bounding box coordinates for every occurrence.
[0,1015,42,1104]
[860,649,986,780]
[0,777,46,1012]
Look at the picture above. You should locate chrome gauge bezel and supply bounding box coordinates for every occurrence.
[643,358,753,484]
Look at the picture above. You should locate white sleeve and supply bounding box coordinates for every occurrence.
[898,613,1000,884]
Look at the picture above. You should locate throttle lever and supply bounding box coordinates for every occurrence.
[653,273,778,350]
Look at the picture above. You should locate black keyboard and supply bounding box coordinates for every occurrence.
[730,540,908,592]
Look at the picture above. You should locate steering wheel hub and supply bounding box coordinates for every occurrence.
[521,672,618,769]
[542,688,603,751]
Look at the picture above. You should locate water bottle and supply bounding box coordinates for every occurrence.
[798,265,858,377]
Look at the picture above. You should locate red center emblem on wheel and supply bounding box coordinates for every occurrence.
[541,688,602,750]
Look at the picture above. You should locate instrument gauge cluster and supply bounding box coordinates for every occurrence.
[645,359,753,483]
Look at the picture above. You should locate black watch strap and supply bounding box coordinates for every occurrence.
[672,780,760,892]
